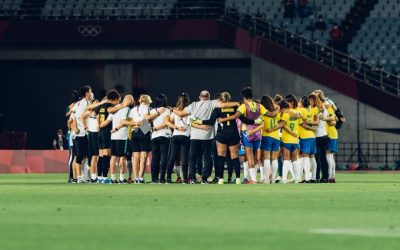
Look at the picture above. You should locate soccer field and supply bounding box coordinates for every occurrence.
[0,173,399,250]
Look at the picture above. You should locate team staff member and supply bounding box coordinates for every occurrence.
[121,95,153,184]
[148,94,171,184]
[247,96,282,184]
[95,90,123,183]
[165,93,191,184]
[298,96,319,183]
[72,85,93,183]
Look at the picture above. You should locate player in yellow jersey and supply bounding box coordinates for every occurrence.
[247,96,283,183]
[298,96,319,183]
[326,106,338,183]
[280,95,301,184]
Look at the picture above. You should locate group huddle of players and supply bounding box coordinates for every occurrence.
[66,85,342,185]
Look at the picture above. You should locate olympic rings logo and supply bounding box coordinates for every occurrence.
[77,25,102,37]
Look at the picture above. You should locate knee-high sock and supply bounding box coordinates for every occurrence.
[102,156,111,178]
[288,161,294,181]
[327,153,335,179]
[175,165,182,177]
[292,160,300,182]
[310,157,317,180]
[298,157,304,181]
[331,155,336,178]
[259,165,265,181]
[217,156,225,179]
[97,156,103,178]
[303,157,311,181]
[232,158,241,178]
[271,160,278,182]
[263,159,271,183]
[243,161,249,179]
[282,160,291,183]
[249,168,257,182]
[82,158,90,180]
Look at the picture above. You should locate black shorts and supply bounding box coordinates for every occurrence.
[216,130,240,146]
[74,136,88,164]
[88,132,99,157]
[98,131,111,149]
[132,131,152,152]
[111,140,127,157]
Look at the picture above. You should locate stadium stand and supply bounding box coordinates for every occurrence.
[0,0,23,16]
[348,0,400,73]
[225,0,355,45]
[41,0,177,20]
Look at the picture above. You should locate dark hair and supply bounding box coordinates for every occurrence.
[279,100,289,109]
[285,94,298,108]
[106,89,120,101]
[260,95,275,111]
[241,87,253,99]
[79,85,91,98]
[176,93,190,111]
[71,90,79,103]
[274,94,283,103]
[300,96,310,108]
[155,94,168,108]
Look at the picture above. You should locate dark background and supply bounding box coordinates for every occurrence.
[0,59,250,149]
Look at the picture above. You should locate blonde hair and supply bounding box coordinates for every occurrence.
[139,94,152,105]
[219,92,231,103]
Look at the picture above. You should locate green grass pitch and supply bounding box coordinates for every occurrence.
[0,173,399,250]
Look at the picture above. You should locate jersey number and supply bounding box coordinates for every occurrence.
[289,123,295,131]
[226,114,230,126]
[270,119,276,128]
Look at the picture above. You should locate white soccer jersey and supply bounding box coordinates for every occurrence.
[75,99,89,137]
[150,109,171,139]
[171,113,190,137]
[108,107,130,140]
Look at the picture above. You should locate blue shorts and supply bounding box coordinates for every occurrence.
[261,136,280,152]
[238,143,246,156]
[327,138,338,153]
[282,143,299,152]
[299,138,317,155]
[241,131,261,150]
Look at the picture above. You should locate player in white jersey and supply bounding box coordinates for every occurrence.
[100,95,134,184]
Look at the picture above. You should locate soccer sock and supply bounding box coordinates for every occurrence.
[249,168,257,182]
[217,156,226,179]
[263,159,271,183]
[232,158,241,178]
[103,156,111,178]
[288,162,294,180]
[292,160,300,182]
[120,173,125,181]
[90,173,97,180]
[82,158,90,180]
[243,161,249,179]
[271,160,278,182]
[127,160,132,178]
[282,160,290,183]
[111,174,116,181]
[298,157,304,180]
[327,153,334,179]
[303,157,311,181]
[97,156,103,177]
[259,166,265,181]
[331,155,336,178]
[310,157,317,180]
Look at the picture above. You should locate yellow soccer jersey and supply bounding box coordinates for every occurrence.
[326,107,338,139]
[237,100,268,131]
[262,113,281,140]
[281,111,300,144]
[299,107,318,139]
